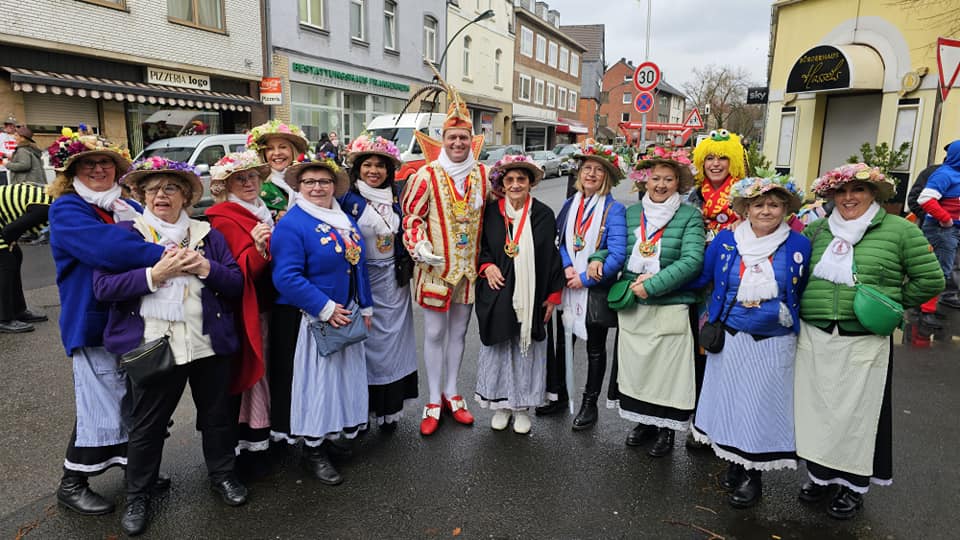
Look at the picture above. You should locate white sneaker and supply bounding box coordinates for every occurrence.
[513,410,531,434]
[491,409,511,431]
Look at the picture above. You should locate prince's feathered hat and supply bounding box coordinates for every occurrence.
[410,64,484,164]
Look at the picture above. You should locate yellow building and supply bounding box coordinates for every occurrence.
[763,0,960,209]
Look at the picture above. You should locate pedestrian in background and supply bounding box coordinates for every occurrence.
[474,155,563,434]
[6,126,45,184]
[0,183,52,332]
[0,116,17,162]
[340,135,418,431]
[607,150,703,457]
[46,130,166,517]
[688,173,809,508]
[247,120,310,220]
[795,163,943,519]
[206,150,276,476]
[94,158,246,535]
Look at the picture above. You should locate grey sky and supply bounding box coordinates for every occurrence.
[547,0,772,91]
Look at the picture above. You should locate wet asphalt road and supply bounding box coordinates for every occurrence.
[2,177,959,539]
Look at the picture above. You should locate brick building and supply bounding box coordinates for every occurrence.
[559,24,604,142]
[599,58,687,147]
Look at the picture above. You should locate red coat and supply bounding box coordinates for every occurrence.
[206,202,274,394]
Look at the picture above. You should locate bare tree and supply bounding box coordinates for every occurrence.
[681,65,753,131]
[895,0,960,38]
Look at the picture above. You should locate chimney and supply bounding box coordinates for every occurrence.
[535,2,548,19]
[548,9,560,27]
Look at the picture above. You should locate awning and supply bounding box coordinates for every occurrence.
[557,117,588,134]
[3,67,257,112]
[513,115,561,127]
[466,102,501,113]
[597,126,618,140]
[785,45,884,94]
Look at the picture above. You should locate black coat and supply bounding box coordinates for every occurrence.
[475,198,564,346]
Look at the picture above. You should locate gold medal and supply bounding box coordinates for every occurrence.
[504,241,519,258]
[452,199,468,218]
[741,300,761,308]
[345,245,361,265]
[638,241,657,257]
[376,234,393,253]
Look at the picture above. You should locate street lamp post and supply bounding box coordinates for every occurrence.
[437,9,496,73]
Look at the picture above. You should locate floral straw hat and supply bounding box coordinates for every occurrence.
[344,133,402,167]
[731,169,805,215]
[246,120,310,155]
[489,154,545,194]
[47,125,132,176]
[209,150,271,198]
[630,146,697,193]
[573,138,626,184]
[121,157,204,206]
[284,157,350,197]
[811,162,895,202]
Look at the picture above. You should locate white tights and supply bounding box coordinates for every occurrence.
[422,303,473,404]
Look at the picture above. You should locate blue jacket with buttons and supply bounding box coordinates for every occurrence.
[556,193,627,288]
[686,229,811,336]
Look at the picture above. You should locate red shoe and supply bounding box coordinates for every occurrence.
[441,394,475,425]
[420,404,442,436]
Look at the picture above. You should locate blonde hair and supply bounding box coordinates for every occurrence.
[46,173,75,199]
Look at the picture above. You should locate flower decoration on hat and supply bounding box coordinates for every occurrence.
[346,133,401,161]
[574,138,626,184]
[47,124,131,170]
[246,119,309,153]
[209,150,268,195]
[489,154,539,191]
[732,169,804,201]
[630,146,697,185]
[122,156,199,180]
[811,162,895,200]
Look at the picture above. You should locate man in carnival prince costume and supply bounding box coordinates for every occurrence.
[401,71,487,436]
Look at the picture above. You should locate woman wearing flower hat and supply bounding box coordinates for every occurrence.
[795,164,942,519]
[246,120,310,220]
[92,158,245,535]
[552,139,627,430]
[270,158,373,486]
[46,129,169,517]
[607,151,704,457]
[474,156,563,434]
[205,151,275,473]
[338,135,418,431]
[687,173,810,508]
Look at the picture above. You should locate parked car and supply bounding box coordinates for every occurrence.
[366,113,447,184]
[479,144,525,168]
[527,150,562,178]
[552,143,577,157]
[136,134,248,215]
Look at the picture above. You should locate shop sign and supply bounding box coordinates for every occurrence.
[747,87,769,104]
[291,62,410,93]
[260,77,282,105]
[786,46,850,93]
[147,67,211,90]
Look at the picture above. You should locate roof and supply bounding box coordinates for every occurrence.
[559,25,604,62]
[657,79,685,98]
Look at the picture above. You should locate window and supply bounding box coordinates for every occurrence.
[463,36,472,78]
[570,54,580,77]
[423,17,438,62]
[624,72,632,82]
[548,41,558,68]
[383,1,396,49]
[520,27,533,57]
[893,105,918,171]
[534,79,544,105]
[621,112,630,122]
[559,46,569,73]
[79,0,126,9]
[558,87,567,110]
[298,0,323,27]
[546,83,556,107]
[623,92,632,104]
[535,35,547,63]
[495,49,502,87]
[519,74,532,102]
[569,91,577,112]
[350,0,365,40]
[776,112,796,167]
[168,0,224,31]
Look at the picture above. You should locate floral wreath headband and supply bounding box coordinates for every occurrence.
[489,154,544,190]
[810,162,895,200]
[732,169,804,202]
[345,133,401,163]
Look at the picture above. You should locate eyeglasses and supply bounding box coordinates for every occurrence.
[230,172,261,185]
[300,179,334,188]
[144,183,184,196]
[78,158,116,170]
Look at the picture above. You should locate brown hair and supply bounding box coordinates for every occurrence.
[131,173,193,204]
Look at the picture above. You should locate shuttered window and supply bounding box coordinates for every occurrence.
[23,94,99,133]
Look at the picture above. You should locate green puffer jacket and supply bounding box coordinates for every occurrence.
[801,208,944,332]
[596,203,704,306]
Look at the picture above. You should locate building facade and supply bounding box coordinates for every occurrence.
[444,0,515,145]
[763,0,960,208]
[511,1,585,150]
[560,24,604,142]
[0,0,264,156]
[268,0,446,145]
[600,58,687,146]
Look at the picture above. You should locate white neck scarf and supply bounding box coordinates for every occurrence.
[506,197,536,355]
[138,209,192,322]
[438,147,477,193]
[227,194,274,229]
[627,193,681,275]
[295,196,354,232]
[356,182,399,235]
[813,202,880,286]
[734,220,790,302]
[269,169,296,209]
[561,192,605,340]
[72,178,139,222]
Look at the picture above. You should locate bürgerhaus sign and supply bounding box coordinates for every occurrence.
[786,45,851,93]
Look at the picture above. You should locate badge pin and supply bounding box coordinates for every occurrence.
[793,252,803,264]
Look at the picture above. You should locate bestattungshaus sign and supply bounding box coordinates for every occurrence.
[786,45,851,93]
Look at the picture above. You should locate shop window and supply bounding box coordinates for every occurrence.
[384,1,397,50]
[559,46,569,73]
[168,0,225,32]
[546,83,556,107]
[892,105,919,172]
[536,35,546,63]
[519,74,531,102]
[350,0,365,41]
[776,111,797,167]
[534,79,544,105]
[569,91,577,112]
[463,36,472,79]
[520,27,533,57]
[548,41,558,68]
[495,49,502,87]
[570,54,579,77]
[298,0,324,28]
[424,17,438,62]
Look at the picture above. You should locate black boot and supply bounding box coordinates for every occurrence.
[535,398,569,416]
[718,462,747,491]
[647,428,675,457]
[303,445,343,485]
[120,495,150,536]
[625,423,657,446]
[57,474,115,516]
[827,487,863,520]
[571,392,599,431]
[920,312,944,329]
[798,480,831,503]
[729,470,762,508]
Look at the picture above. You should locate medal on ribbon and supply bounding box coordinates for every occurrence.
[376,235,393,253]
[500,198,530,259]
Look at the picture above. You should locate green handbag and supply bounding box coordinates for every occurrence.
[851,261,904,336]
[607,276,637,311]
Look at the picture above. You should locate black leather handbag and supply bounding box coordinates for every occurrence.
[699,295,738,354]
[587,286,618,328]
[121,335,175,387]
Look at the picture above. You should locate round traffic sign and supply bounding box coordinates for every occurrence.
[633,61,661,92]
[634,90,655,114]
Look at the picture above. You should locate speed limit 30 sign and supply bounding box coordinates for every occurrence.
[633,61,661,92]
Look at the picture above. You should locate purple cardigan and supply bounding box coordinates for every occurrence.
[92,222,243,356]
